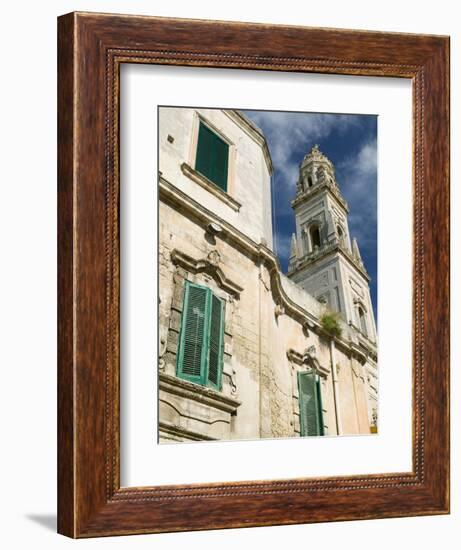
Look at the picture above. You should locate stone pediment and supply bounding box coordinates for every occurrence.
[286,347,330,378]
[171,249,243,298]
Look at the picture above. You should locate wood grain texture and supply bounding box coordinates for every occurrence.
[57,12,75,537]
[57,11,450,538]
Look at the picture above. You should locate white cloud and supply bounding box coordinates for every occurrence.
[337,139,377,263]
[245,111,362,192]
[340,139,377,179]
[356,141,377,176]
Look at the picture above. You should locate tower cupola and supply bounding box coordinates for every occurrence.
[296,144,338,196]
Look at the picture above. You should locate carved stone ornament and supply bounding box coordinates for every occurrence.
[274,303,285,318]
[316,165,328,184]
[230,368,238,395]
[305,345,317,360]
[158,336,167,371]
[207,249,221,267]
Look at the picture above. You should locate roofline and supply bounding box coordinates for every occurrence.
[224,110,273,175]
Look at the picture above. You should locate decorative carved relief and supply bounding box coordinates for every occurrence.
[274,303,285,318]
[229,368,238,395]
[317,164,328,185]
[316,292,329,305]
[158,336,167,371]
[207,249,221,267]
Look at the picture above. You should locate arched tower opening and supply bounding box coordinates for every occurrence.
[310,225,321,249]
[358,306,367,335]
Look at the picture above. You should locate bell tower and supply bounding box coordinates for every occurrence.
[288,145,377,343]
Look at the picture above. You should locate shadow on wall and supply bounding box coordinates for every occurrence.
[25,514,57,532]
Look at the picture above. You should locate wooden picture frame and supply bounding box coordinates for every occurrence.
[57,12,450,537]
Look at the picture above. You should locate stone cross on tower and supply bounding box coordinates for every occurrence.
[288,144,377,343]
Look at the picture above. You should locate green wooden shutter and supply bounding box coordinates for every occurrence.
[195,122,229,192]
[207,294,224,390]
[213,132,229,191]
[177,282,225,391]
[177,282,209,384]
[196,122,213,182]
[316,379,325,436]
[298,370,320,437]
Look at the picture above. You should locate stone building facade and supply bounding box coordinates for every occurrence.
[158,107,378,443]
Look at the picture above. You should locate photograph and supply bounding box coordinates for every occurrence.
[158,106,378,443]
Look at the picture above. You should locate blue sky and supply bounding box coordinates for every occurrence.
[244,110,378,320]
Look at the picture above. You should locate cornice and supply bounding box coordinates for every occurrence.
[289,241,370,282]
[159,372,242,414]
[291,180,349,213]
[158,421,217,442]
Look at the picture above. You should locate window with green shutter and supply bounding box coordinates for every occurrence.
[177,281,225,390]
[298,370,324,437]
[195,121,229,192]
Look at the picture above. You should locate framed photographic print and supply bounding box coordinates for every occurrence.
[57,12,450,537]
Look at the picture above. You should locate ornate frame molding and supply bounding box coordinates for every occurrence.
[58,12,449,537]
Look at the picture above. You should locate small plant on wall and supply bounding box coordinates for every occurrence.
[320,311,343,338]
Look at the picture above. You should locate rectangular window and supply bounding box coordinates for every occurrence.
[298,370,324,436]
[177,281,225,390]
[195,121,229,192]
